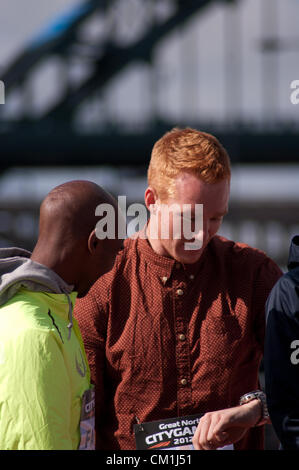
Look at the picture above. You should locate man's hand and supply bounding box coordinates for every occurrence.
[192,399,262,450]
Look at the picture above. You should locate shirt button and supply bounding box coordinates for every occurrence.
[189,274,194,280]
[181,378,187,386]
[162,276,168,284]
[179,334,186,341]
[176,289,184,296]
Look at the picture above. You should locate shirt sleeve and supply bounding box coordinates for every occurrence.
[0,328,73,450]
[74,287,109,449]
[264,275,299,449]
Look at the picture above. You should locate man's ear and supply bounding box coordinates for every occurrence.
[145,187,159,213]
[87,229,99,254]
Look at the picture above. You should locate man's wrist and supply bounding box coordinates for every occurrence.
[239,390,270,427]
[239,399,263,427]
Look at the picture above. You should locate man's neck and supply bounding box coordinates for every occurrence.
[145,219,172,258]
[31,245,74,288]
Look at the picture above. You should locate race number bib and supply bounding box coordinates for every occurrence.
[134,413,233,450]
[79,387,95,450]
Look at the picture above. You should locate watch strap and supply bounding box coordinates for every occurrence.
[239,390,269,426]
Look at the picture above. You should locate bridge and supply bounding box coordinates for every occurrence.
[0,0,298,168]
[0,0,298,270]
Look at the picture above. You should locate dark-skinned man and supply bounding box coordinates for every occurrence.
[0,180,124,450]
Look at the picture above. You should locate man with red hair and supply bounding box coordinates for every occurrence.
[74,128,282,450]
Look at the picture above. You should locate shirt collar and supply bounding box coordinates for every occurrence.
[135,224,207,279]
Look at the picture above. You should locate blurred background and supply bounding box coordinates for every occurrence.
[0,0,299,449]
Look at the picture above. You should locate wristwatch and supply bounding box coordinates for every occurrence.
[239,390,269,426]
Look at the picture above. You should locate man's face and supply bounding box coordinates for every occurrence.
[97,236,124,277]
[152,172,230,264]
[78,206,125,297]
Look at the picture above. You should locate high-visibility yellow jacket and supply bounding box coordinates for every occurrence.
[0,248,91,450]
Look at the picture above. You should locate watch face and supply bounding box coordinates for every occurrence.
[240,392,260,405]
[239,391,269,426]
[245,393,254,400]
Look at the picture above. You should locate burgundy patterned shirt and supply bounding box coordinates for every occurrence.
[74,234,282,450]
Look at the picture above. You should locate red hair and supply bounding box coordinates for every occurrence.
[147,127,231,200]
